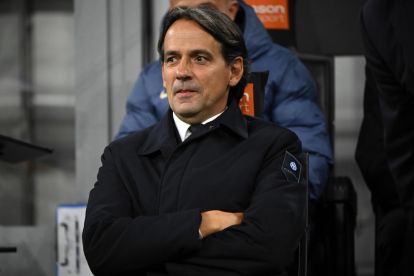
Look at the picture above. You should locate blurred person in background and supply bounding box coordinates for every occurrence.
[356,0,414,275]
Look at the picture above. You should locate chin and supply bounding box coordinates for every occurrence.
[178,110,198,118]
[174,106,200,116]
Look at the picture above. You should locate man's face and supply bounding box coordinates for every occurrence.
[162,19,241,124]
[170,0,238,20]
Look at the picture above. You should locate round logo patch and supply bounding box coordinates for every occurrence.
[289,161,297,171]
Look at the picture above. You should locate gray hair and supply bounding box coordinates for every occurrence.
[158,5,249,102]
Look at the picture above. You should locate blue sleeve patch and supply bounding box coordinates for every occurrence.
[282,151,302,183]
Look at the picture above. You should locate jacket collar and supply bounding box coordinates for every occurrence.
[215,99,249,139]
[137,100,248,157]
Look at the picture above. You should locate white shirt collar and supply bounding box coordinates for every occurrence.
[173,112,191,142]
[172,109,226,142]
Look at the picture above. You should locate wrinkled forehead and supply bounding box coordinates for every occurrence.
[169,0,230,13]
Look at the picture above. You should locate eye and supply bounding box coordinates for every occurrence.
[194,55,208,64]
[165,56,178,64]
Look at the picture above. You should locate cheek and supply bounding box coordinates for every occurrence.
[205,66,230,84]
[162,70,173,88]
[212,69,231,89]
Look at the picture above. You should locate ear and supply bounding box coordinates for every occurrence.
[229,57,243,87]
[227,0,239,21]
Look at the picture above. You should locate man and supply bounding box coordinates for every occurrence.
[83,6,306,275]
[116,0,332,201]
[356,0,414,275]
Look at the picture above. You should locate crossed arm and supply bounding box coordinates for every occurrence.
[83,134,306,275]
[199,210,244,238]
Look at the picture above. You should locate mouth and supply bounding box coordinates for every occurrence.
[177,89,193,93]
[175,89,197,96]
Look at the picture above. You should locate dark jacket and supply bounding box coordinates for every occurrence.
[115,0,332,201]
[360,0,414,208]
[83,102,307,275]
[355,66,399,211]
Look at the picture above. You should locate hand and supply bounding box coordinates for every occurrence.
[199,210,243,238]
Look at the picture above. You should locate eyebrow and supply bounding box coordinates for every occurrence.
[190,49,214,59]
[164,49,214,59]
[164,50,180,57]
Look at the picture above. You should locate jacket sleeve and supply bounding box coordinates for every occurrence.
[115,63,163,140]
[82,145,202,275]
[165,131,307,275]
[266,56,333,200]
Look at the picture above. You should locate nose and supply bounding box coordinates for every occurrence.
[176,58,191,80]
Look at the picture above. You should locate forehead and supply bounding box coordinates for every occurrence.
[164,19,219,50]
[170,0,228,11]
